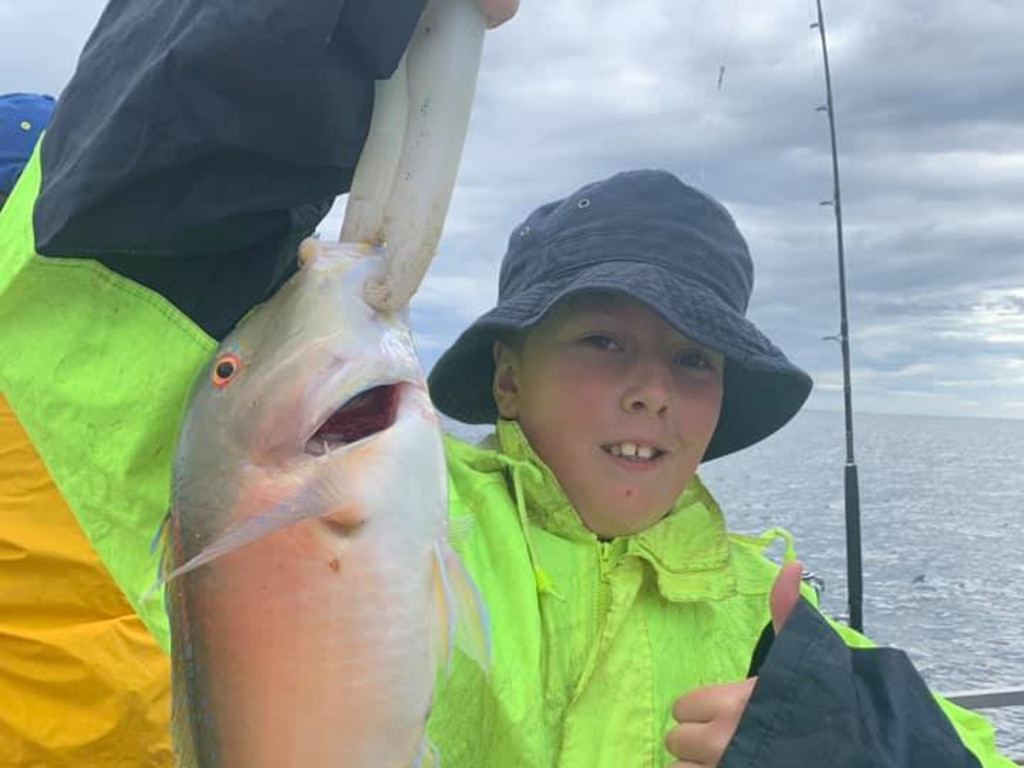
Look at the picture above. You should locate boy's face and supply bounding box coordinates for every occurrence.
[492,292,724,538]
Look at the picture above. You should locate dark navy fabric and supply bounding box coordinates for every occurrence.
[726,599,983,768]
[746,621,776,678]
[34,0,425,339]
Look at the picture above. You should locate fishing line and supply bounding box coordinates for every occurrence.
[716,0,741,92]
[690,0,743,189]
[805,0,823,82]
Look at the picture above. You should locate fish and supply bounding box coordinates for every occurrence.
[160,238,489,768]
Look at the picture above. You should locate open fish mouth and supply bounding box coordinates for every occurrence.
[304,384,402,456]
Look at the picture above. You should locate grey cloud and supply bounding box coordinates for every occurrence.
[4,0,1023,419]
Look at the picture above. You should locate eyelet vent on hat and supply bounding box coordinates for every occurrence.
[576,197,591,209]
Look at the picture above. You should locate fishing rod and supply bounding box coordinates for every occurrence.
[811,0,864,632]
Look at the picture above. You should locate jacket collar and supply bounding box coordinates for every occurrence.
[494,419,736,602]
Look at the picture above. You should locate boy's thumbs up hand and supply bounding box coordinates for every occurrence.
[663,562,804,768]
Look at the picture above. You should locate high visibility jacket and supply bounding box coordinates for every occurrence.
[428,420,1015,768]
[0,147,210,766]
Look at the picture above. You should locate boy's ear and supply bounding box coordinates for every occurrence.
[492,340,520,419]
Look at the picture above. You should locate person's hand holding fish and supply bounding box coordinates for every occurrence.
[477,0,519,27]
[349,0,519,312]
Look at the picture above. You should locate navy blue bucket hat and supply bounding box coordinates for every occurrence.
[427,169,813,461]
[0,93,55,195]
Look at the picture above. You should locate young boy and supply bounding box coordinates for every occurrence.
[423,169,1013,767]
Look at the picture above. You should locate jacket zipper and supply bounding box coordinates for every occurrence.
[595,541,615,639]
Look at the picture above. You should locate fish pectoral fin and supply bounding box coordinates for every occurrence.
[163,497,321,584]
[430,543,455,673]
[431,542,491,676]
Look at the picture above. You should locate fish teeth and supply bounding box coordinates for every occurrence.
[304,438,341,457]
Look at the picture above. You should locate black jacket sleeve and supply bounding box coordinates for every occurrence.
[723,599,984,768]
[34,0,426,338]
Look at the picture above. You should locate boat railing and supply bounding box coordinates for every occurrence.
[944,686,1024,711]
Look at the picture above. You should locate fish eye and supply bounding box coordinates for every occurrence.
[211,352,242,388]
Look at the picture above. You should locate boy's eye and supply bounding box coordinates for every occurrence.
[677,349,715,370]
[578,334,621,351]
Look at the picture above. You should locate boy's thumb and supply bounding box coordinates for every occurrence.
[770,561,804,634]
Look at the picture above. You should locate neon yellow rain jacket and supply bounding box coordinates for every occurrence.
[428,420,1015,768]
[0,149,207,766]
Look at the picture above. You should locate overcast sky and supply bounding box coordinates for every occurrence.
[3,0,1022,420]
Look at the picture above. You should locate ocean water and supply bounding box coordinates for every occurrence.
[700,408,1024,757]
[446,409,1024,756]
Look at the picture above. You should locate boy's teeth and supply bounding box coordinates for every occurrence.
[606,443,658,461]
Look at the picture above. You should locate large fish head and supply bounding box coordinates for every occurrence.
[171,238,445,567]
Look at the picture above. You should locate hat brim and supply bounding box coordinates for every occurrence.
[427,260,812,461]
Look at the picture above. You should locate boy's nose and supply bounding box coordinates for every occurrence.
[621,364,671,416]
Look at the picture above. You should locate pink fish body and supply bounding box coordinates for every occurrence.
[163,240,487,768]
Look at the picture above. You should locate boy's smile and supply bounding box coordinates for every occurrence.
[601,441,665,465]
[492,292,724,538]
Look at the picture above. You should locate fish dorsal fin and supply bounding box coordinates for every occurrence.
[164,536,200,768]
[170,634,200,768]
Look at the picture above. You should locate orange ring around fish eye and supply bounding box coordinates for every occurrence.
[211,352,242,388]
